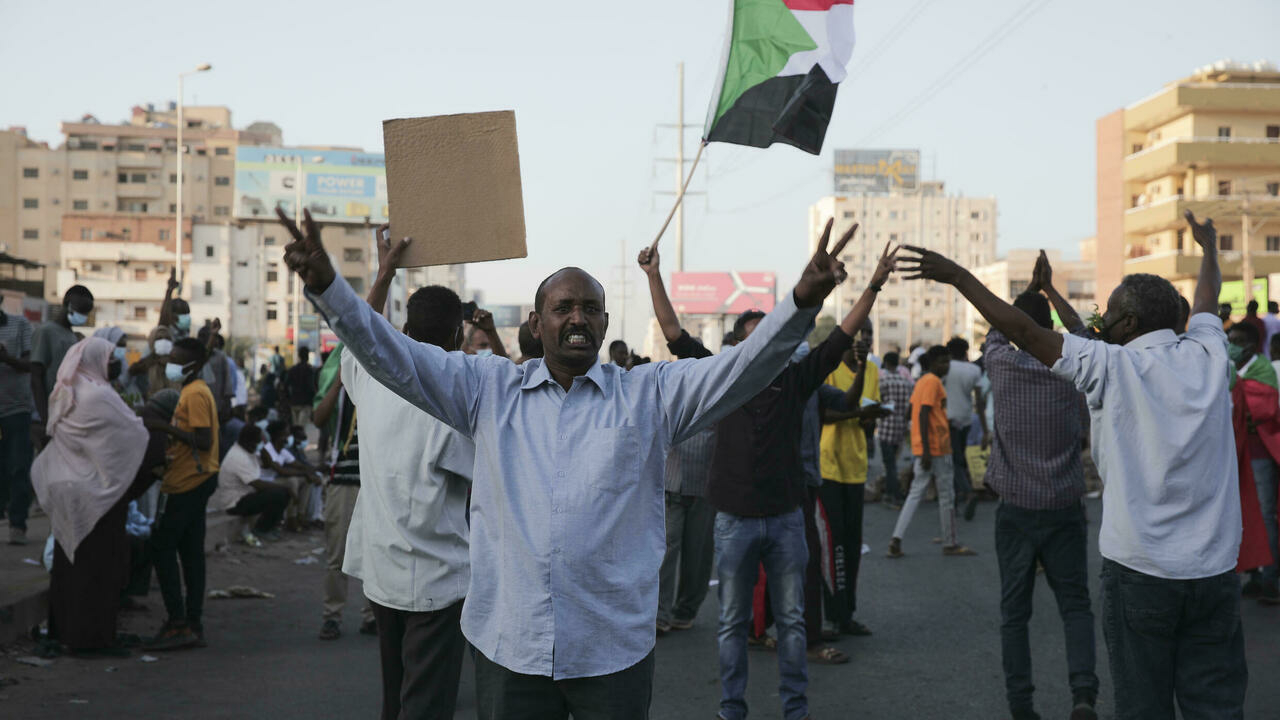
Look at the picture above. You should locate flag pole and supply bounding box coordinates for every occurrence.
[648,141,706,254]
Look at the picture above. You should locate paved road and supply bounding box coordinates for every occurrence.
[4,497,1277,719]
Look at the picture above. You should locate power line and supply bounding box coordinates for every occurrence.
[846,0,934,80]
[858,0,1053,144]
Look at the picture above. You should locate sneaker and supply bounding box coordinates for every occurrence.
[318,619,341,640]
[942,544,978,556]
[8,526,27,545]
[886,537,903,559]
[359,618,378,636]
[840,620,872,636]
[669,617,694,631]
[144,620,199,651]
[188,621,208,648]
[1069,694,1098,720]
[655,620,671,637]
[240,532,263,548]
[963,496,979,521]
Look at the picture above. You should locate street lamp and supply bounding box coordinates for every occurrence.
[175,62,212,289]
[292,154,325,358]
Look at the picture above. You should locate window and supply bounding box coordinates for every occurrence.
[89,263,103,273]
[169,173,178,184]
[215,147,230,156]
[885,320,899,328]
[1217,126,1231,138]
[343,248,363,262]
[887,298,900,307]
[72,200,88,211]
[889,210,898,220]
[1267,125,1280,139]
[134,268,147,281]
[345,276,365,293]
[117,200,148,212]
[1131,143,1144,154]
[80,228,92,240]
[267,264,278,282]
[73,169,89,180]
[22,228,38,239]
[889,233,899,243]
[126,143,145,152]
[21,197,38,209]
[1268,183,1279,197]
[970,211,981,220]
[205,245,214,257]
[1218,180,1232,196]
[118,172,128,183]
[213,206,229,216]
[1268,236,1280,253]
[843,210,855,219]
[214,176,230,186]
[22,167,38,178]
[130,172,146,183]
[1220,234,1235,251]
[133,306,148,320]
[264,235,276,246]
[169,203,177,213]
[158,229,170,241]
[204,280,213,296]
[266,305,278,321]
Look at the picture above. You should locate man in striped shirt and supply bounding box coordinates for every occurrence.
[876,352,913,507]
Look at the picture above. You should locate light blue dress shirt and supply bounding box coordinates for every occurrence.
[308,275,817,679]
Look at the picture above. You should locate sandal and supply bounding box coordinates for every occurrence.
[807,645,850,665]
[747,634,777,652]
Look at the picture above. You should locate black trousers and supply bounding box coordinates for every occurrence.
[818,480,864,623]
[371,599,466,720]
[151,475,216,625]
[474,648,654,720]
[802,485,824,646]
[228,485,290,533]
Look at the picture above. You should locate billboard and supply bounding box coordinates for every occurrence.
[834,149,920,194]
[670,272,776,315]
[234,147,388,224]
[1219,278,1268,316]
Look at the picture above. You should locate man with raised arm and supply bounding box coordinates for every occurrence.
[639,232,898,720]
[279,206,856,719]
[898,211,1244,719]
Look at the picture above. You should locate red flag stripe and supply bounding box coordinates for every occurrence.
[784,0,853,10]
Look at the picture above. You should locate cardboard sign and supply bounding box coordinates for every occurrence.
[382,111,527,268]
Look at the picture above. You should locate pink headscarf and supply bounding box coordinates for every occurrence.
[31,338,148,562]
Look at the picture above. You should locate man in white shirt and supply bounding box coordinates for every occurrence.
[212,423,290,541]
[943,337,989,519]
[259,420,319,530]
[899,211,1244,720]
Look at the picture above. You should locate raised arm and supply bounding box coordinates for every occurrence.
[900,246,1064,368]
[366,224,411,316]
[159,269,179,328]
[279,207,480,436]
[656,219,876,442]
[638,246,683,344]
[1029,250,1084,332]
[1186,211,1221,317]
[471,309,509,359]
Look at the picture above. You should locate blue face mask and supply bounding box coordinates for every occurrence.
[175,314,191,331]
[475,348,494,358]
[255,419,269,431]
[67,310,89,326]
[113,347,127,362]
[164,362,188,382]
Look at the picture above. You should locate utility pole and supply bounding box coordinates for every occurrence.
[655,62,704,273]
[612,236,632,343]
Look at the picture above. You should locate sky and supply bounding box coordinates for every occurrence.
[2,0,1278,350]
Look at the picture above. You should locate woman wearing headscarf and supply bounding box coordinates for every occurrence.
[31,337,165,656]
[128,325,181,399]
[92,326,139,401]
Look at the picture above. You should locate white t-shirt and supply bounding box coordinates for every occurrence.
[1052,313,1240,580]
[260,443,296,483]
[210,443,261,511]
[944,359,988,425]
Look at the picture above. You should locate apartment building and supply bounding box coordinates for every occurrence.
[1097,60,1280,304]
[809,181,998,352]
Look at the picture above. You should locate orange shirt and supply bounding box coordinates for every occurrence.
[910,373,950,457]
[162,379,220,494]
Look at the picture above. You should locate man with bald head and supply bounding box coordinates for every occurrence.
[279,207,859,719]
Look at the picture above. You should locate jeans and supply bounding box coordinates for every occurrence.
[1101,559,1246,719]
[879,439,903,502]
[227,485,290,532]
[892,455,956,547]
[0,412,34,530]
[372,599,465,720]
[474,648,653,720]
[1252,456,1280,587]
[818,480,864,624]
[950,422,972,502]
[152,475,216,625]
[802,486,824,647]
[995,502,1098,715]
[658,493,715,626]
[715,509,809,720]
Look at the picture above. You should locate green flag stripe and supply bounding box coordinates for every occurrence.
[712,0,818,129]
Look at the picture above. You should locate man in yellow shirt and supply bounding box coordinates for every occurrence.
[819,326,885,636]
[143,338,220,651]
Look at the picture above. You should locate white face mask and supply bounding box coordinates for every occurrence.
[255,419,269,431]
[154,339,173,356]
[475,348,494,358]
[164,362,187,382]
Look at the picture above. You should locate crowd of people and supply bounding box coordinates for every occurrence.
[0,204,1264,719]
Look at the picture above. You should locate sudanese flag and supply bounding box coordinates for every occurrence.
[704,0,855,154]
[1230,354,1280,572]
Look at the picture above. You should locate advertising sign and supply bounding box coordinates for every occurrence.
[234,147,388,224]
[488,304,527,328]
[1219,279,1268,316]
[834,149,920,194]
[670,272,776,315]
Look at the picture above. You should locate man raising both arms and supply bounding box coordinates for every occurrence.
[898,210,1244,719]
[279,206,858,719]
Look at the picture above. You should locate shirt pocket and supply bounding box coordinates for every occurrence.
[585,426,641,493]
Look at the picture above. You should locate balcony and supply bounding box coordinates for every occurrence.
[1124,137,1280,182]
[1125,83,1280,132]
[1124,248,1280,281]
[117,151,163,169]
[115,183,164,199]
[1126,194,1280,233]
